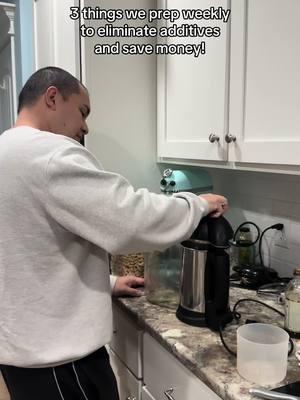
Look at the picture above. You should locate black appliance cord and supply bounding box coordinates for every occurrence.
[258,223,284,268]
[219,298,294,357]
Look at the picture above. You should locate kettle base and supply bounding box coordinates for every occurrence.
[176,305,206,327]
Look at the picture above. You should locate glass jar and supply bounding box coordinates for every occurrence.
[144,245,182,309]
[237,227,255,267]
[284,268,300,338]
[110,253,144,277]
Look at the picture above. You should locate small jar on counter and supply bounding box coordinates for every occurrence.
[284,268,300,338]
[237,227,255,267]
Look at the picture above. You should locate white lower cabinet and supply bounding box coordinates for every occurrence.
[109,347,142,400]
[110,303,143,379]
[143,333,221,400]
[109,303,143,399]
[110,304,221,400]
[141,386,156,400]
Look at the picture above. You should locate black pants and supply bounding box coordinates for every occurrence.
[0,347,119,400]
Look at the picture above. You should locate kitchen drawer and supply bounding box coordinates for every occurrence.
[110,303,143,379]
[143,333,221,400]
[108,347,142,400]
[141,386,156,400]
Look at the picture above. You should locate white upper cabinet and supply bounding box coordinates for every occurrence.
[158,0,300,168]
[229,0,300,165]
[157,0,230,162]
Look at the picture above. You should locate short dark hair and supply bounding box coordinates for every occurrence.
[18,66,83,113]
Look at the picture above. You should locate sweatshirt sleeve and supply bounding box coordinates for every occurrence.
[45,144,210,255]
[110,275,117,293]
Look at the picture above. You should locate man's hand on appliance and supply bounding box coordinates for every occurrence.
[200,194,229,218]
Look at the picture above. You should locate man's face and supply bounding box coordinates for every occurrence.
[51,85,90,142]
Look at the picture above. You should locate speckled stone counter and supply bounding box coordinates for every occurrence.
[113,287,300,400]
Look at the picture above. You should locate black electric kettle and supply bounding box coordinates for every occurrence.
[176,216,233,331]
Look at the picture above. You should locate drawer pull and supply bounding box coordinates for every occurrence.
[209,133,220,143]
[126,396,136,400]
[225,133,236,143]
[164,388,175,400]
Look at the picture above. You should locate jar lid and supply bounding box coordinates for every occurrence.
[240,227,250,232]
[294,268,300,276]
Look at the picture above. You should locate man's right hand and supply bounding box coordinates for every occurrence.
[200,194,228,218]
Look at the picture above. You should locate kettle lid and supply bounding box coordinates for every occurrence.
[191,216,233,248]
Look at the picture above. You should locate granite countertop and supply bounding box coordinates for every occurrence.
[113,286,300,400]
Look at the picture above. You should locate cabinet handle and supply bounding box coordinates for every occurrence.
[225,134,236,143]
[208,133,220,143]
[126,396,136,400]
[164,388,175,400]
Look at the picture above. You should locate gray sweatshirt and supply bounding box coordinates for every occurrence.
[0,126,209,367]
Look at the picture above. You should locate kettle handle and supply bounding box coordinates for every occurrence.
[205,251,231,330]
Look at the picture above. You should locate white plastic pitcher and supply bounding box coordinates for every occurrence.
[237,323,289,385]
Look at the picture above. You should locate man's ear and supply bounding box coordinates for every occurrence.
[44,86,59,110]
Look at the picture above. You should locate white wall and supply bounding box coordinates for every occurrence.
[82,0,161,192]
[210,168,300,278]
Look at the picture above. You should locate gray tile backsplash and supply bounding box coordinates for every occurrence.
[209,168,300,277]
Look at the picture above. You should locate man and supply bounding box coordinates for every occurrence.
[0,66,228,400]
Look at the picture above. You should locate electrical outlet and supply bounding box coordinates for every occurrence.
[274,235,289,249]
[274,238,289,249]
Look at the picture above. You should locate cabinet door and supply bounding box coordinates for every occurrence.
[33,0,80,77]
[110,303,143,379]
[141,386,156,400]
[143,333,221,400]
[157,0,230,162]
[109,347,142,400]
[229,0,300,165]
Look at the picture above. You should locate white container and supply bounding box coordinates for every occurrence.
[237,323,289,385]
[284,268,300,337]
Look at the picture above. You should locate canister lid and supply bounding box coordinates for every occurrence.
[240,227,250,232]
